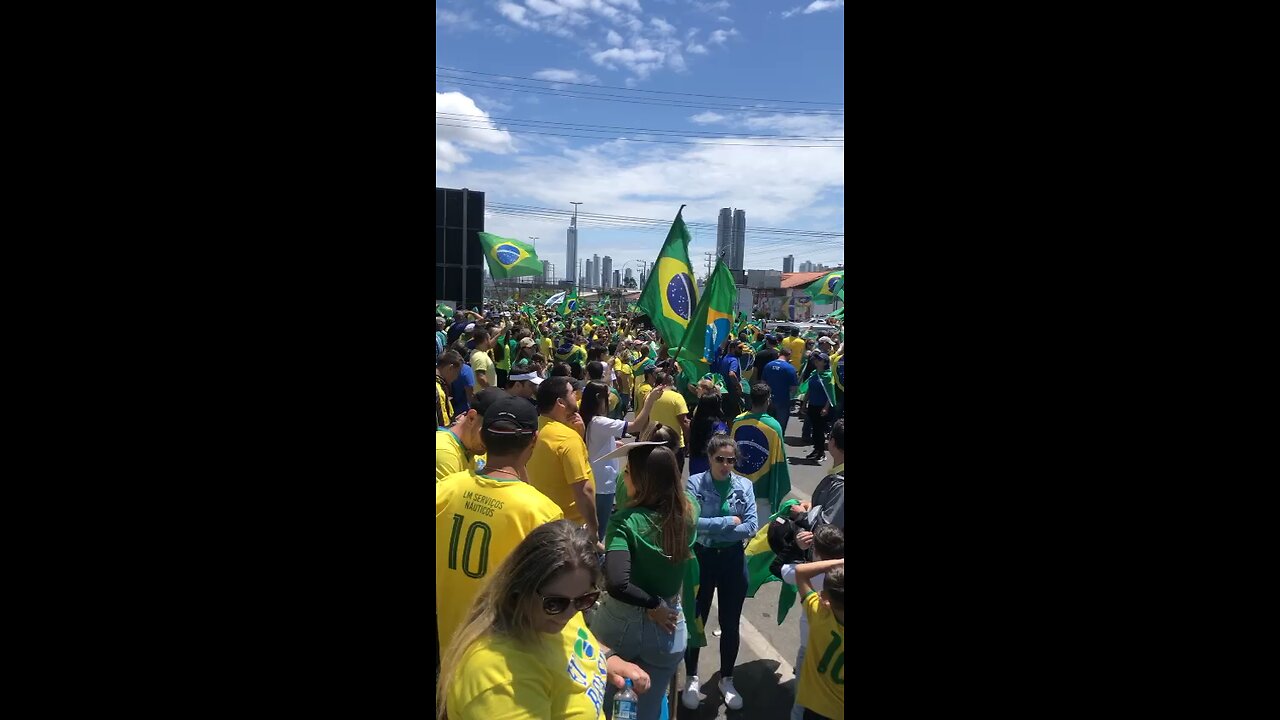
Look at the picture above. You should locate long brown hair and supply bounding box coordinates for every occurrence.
[626,444,693,563]
[436,520,600,720]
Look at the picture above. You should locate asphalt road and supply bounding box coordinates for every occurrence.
[619,400,837,720]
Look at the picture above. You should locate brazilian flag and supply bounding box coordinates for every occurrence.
[478,232,543,280]
[803,270,845,301]
[673,260,736,398]
[637,206,698,348]
[745,498,803,623]
[559,286,579,317]
[731,411,792,513]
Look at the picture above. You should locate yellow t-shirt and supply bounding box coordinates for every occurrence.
[612,358,633,394]
[649,390,690,448]
[634,381,653,409]
[447,612,608,720]
[526,417,594,523]
[786,337,807,371]
[436,470,564,653]
[471,349,496,387]
[540,337,554,357]
[797,590,845,719]
[436,429,473,482]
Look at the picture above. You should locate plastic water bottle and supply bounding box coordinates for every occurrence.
[613,678,638,720]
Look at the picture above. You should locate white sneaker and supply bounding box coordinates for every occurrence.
[681,676,702,709]
[719,677,743,710]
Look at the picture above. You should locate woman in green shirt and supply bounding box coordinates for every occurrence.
[588,439,697,720]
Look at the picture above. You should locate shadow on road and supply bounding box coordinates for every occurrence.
[675,659,796,720]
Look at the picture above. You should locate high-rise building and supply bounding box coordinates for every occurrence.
[613,270,620,288]
[601,256,613,288]
[585,259,595,289]
[542,260,551,283]
[624,268,633,282]
[566,217,578,286]
[716,208,734,268]
[592,254,601,287]
[784,255,794,273]
[732,210,746,275]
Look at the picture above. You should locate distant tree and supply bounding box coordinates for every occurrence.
[623,276,637,289]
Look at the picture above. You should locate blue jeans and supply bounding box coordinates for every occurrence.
[596,493,615,542]
[590,594,687,720]
[685,543,748,678]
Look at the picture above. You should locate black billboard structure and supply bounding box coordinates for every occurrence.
[435,187,485,312]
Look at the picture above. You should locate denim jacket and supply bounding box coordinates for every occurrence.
[686,470,759,547]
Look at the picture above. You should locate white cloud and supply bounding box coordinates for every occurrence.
[526,0,566,15]
[590,47,665,77]
[497,1,538,28]
[708,27,737,44]
[690,111,726,124]
[651,17,675,34]
[803,0,844,12]
[604,0,643,10]
[606,29,623,45]
[532,68,600,83]
[436,91,516,171]
[781,6,802,18]
[686,41,708,54]
[716,15,732,23]
[437,7,481,30]
[667,51,686,72]
[691,0,730,11]
[686,27,699,38]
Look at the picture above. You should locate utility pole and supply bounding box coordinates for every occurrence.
[704,252,713,282]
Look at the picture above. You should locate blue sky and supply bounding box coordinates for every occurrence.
[436,0,845,285]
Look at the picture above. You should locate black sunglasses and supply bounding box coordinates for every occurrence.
[714,455,737,464]
[537,589,601,615]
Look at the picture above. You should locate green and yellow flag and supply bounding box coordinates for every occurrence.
[803,270,845,301]
[637,206,698,348]
[673,260,737,380]
[559,286,579,317]
[746,498,803,624]
[477,232,544,280]
[731,410,792,513]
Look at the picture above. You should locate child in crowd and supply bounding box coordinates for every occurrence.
[784,525,845,720]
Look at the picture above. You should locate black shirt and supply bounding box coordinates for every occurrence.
[753,348,780,380]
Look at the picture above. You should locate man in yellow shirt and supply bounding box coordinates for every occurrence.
[794,560,845,720]
[647,370,691,467]
[632,360,656,411]
[435,388,505,481]
[436,395,564,653]
[470,328,497,391]
[785,327,807,374]
[526,376,599,541]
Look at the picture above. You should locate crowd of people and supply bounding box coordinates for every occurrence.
[436,299,846,720]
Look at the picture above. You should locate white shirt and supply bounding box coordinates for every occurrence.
[586,415,628,495]
[781,564,826,649]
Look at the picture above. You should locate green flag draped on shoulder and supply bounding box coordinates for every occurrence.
[731,410,792,514]
[746,498,803,624]
[803,270,844,301]
[477,232,543,280]
[637,206,698,348]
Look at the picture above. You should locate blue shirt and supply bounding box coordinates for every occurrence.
[806,370,833,407]
[451,364,475,413]
[713,352,741,380]
[761,359,799,407]
[687,470,759,547]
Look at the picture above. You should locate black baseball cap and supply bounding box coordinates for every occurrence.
[483,395,539,434]
[471,388,510,418]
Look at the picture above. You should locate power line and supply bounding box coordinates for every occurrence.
[436,112,842,140]
[437,121,843,147]
[486,202,843,238]
[485,207,843,241]
[436,75,845,116]
[435,66,844,106]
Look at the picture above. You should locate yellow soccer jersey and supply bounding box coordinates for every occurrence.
[436,429,473,482]
[797,590,845,719]
[435,470,564,653]
[447,612,608,720]
[526,417,593,523]
[634,381,653,410]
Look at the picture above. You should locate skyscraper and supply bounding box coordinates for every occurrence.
[613,270,620,288]
[601,256,613,288]
[592,254,601,287]
[586,259,594,289]
[732,210,746,277]
[716,208,734,268]
[566,217,578,286]
[542,260,551,283]
[784,255,794,273]
[624,268,633,283]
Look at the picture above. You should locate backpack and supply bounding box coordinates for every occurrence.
[766,512,814,579]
